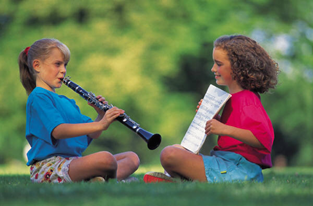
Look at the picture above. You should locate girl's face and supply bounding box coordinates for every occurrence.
[34,48,67,92]
[211,47,242,93]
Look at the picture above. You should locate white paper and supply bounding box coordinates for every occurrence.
[181,85,231,153]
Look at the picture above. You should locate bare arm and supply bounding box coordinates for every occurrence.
[205,119,265,149]
[87,114,105,139]
[52,106,124,140]
[52,122,104,140]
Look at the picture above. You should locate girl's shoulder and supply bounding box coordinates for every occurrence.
[29,87,54,97]
[230,90,261,106]
[232,89,259,98]
[28,87,74,104]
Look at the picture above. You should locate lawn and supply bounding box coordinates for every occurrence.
[0,163,312,206]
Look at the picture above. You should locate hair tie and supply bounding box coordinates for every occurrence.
[24,47,30,56]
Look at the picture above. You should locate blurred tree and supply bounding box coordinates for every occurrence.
[0,0,312,166]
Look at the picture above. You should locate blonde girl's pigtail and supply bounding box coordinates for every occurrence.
[18,46,36,95]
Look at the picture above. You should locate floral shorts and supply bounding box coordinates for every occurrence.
[30,156,78,183]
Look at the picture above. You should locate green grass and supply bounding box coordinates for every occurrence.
[0,164,312,206]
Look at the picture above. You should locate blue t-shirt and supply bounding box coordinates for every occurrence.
[26,87,93,166]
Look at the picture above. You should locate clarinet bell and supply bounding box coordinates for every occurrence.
[137,128,162,150]
[147,133,162,150]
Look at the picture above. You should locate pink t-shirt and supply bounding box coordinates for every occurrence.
[213,90,274,168]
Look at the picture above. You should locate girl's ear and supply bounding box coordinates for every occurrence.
[33,59,41,72]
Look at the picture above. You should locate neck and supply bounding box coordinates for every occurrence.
[228,83,244,94]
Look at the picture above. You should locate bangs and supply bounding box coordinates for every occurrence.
[57,43,71,63]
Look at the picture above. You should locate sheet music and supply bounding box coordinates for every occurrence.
[181,85,231,153]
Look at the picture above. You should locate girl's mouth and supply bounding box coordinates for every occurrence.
[214,74,221,78]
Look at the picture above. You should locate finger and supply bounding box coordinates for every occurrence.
[206,120,211,127]
[98,97,106,103]
[96,95,106,102]
[108,111,124,121]
[112,107,124,114]
[111,110,124,116]
[108,108,124,116]
[114,112,122,118]
[205,127,210,135]
[106,112,119,121]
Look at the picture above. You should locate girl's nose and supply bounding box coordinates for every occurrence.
[211,65,216,72]
[61,65,66,73]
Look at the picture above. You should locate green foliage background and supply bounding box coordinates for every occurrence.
[0,0,312,166]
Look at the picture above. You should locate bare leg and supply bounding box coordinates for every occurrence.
[68,151,117,182]
[114,151,140,181]
[160,145,207,182]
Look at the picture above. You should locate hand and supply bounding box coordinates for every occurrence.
[205,119,227,136]
[88,95,108,116]
[99,106,124,130]
[196,99,203,112]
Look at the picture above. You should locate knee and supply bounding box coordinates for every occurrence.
[97,151,118,172]
[160,146,179,168]
[126,151,140,169]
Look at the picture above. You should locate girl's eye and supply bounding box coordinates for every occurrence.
[214,61,222,67]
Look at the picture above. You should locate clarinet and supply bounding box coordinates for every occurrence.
[62,76,161,150]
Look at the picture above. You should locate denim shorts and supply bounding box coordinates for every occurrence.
[201,150,263,183]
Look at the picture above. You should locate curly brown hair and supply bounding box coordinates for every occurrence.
[214,35,279,93]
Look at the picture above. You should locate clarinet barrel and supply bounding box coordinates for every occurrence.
[62,76,161,150]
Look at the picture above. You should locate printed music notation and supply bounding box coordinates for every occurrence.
[181,85,231,154]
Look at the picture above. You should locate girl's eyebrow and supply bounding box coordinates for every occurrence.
[214,59,222,64]
[55,60,65,63]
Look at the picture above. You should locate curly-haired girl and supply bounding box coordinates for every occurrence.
[144,35,279,183]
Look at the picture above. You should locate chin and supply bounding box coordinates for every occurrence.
[215,80,222,85]
[216,81,226,86]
